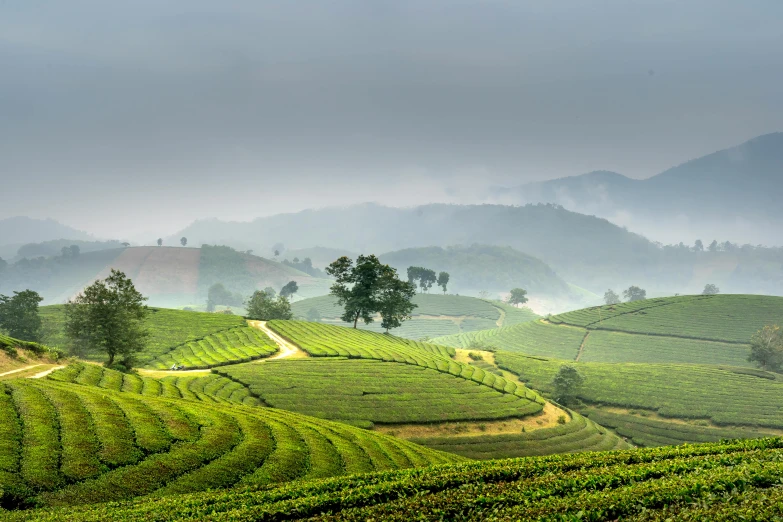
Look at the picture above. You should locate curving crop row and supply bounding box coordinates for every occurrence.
[11,437,783,521]
[0,379,463,510]
[268,321,543,404]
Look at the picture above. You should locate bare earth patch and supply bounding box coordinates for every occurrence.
[375,403,569,439]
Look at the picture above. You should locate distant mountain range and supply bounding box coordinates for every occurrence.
[494,132,783,245]
[0,217,92,259]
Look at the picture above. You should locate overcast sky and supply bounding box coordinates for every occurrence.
[1,0,782,239]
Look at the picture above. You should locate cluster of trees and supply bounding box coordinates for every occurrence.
[407,266,450,294]
[245,291,293,321]
[0,289,44,342]
[282,257,327,278]
[604,286,646,304]
[329,255,417,332]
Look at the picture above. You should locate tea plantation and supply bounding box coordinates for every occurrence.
[291,294,537,340]
[0,376,462,509]
[9,437,783,521]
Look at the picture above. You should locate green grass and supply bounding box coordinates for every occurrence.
[291,294,538,340]
[147,326,278,369]
[583,408,777,448]
[10,437,783,521]
[48,363,263,407]
[496,352,783,430]
[40,306,247,366]
[217,358,542,428]
[267,320,543,402]
[0,377,463,509]
[410,409,629,459]
[433,294,774,367]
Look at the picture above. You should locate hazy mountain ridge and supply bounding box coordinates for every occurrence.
[497,132,783,244]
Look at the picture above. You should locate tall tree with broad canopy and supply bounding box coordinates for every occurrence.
[437,271,450,294]
[246,291,293,320]
[157,238,163,247]
[623,286,647,302]
[507,288,528,307]
[552,365,584,405]
[748,325,783,372]
[64,269,149,370]
[180,237,188,246]
[604,289,621,305]
[377,266,418,332]
[328,255,417,329]
[280,280,299,298]
[0,289,44,342]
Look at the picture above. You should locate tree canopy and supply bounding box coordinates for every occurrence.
[507,288,528,307]
[552,365,584,405]
[206,283,244,312]
[407,266,437,293]
[437,271,450,294]
[280,280,299,298]
[623,286,647,302]
[64,269,149,370]
[0,289,44,342]
[245,291,293,320]
[328,255,417,329]
[748,325,783,372]
[180,237,188,246]
[604,289,621,305]
[702,283,720,295]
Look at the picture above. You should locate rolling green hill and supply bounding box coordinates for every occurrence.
[0,372,462,510]
[10,437,783,521]
[433,294,777,366]
[292,293,538,340]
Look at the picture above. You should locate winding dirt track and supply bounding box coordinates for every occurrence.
[249,320,307,360]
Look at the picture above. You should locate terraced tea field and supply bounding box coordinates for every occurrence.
[497,352,783,431]
[49,364,262,406]
[291,294,537,340]
[0,377,462,509]
[433,294,773,367]
[147,326,277,369]
[217,358,543,428]
[13,437,783,521]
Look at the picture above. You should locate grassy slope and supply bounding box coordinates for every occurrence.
[11,437,783,521]
[292,294,538,340]
[40,306,248,367]
[0,372,462,510]
[433,294,773,366]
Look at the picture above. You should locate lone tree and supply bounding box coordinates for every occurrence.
[0,290,44,342]
[702,283,720,295]
[245,291,293,321]
[280,281,299,298]
[328,255,417,329]
[694,239,704,252]
[64,270,149,370]
[157,238,163,247]
[437,271,450,294]
[273,250,280,258]
[507,288,528,308]
[552,365,584,405]
[604,289,621,305]
[623,286,647,302]
[180,237,187,247]
[748,325,783,372]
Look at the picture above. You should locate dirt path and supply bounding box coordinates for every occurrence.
[0,364,43,377]
[30,366,66,379]
[249,321,308,360]
[575,331,590,361]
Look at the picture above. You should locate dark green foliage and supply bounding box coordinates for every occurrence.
[180,237,187,247]
[245,291,293,321]
[622,285,647,301]
[279,281,298,298]
[748,324,783,371]
[205,283,243,312]
[406,266,437,293]
[507,288,528,307]
[0,290,43,342]
[552,365,584,405]
[64,270,149,368]
[436,271,449,293]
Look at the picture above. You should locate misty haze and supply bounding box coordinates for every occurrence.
[1,1,783,520]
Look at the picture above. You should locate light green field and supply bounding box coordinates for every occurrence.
[0,372,462,510]
[11,438,783,521]
[433,294,771,367]
[291,294,538,340]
